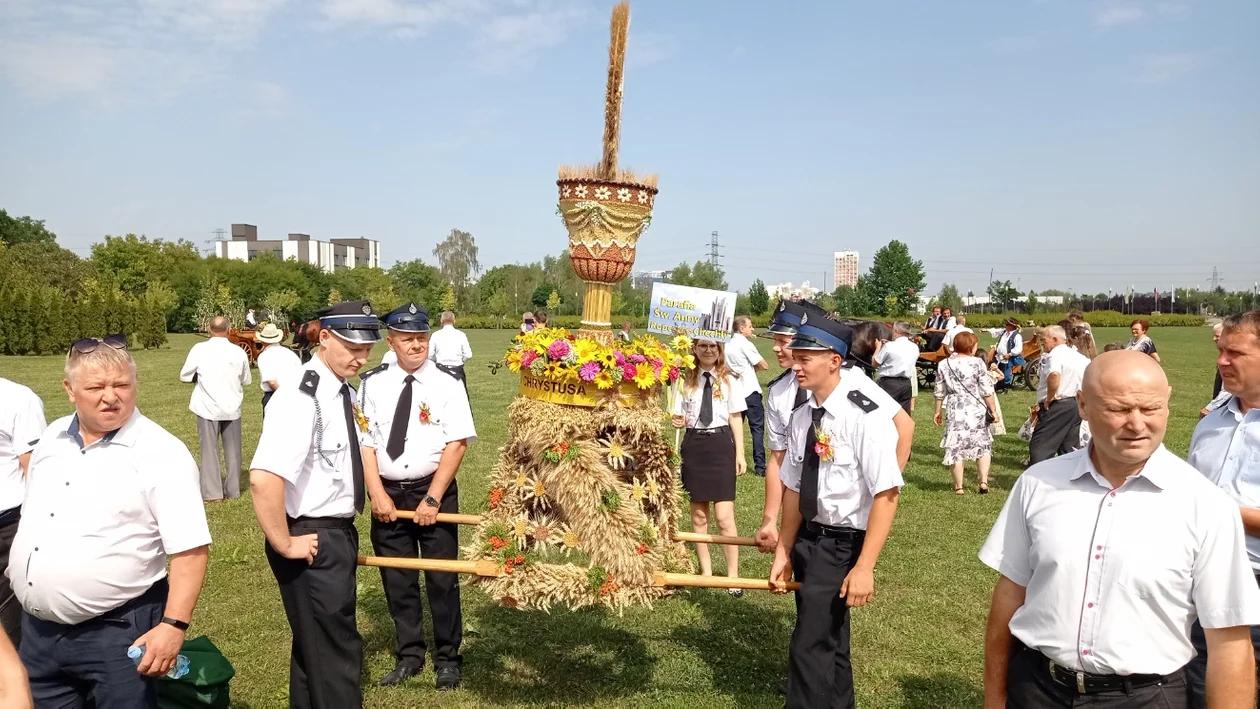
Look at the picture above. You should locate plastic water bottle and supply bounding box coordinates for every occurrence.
[127,645,190,680]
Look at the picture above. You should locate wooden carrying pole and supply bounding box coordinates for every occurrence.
[356,555,799,592]
[396,511,760,548]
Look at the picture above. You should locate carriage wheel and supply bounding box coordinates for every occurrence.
[1022,357,1041,391]
[238,340,255,365]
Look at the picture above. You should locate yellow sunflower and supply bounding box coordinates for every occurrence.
[594,369,616,390]
[505,350,523,372]
[671,334,693,352]
[632,365,657,389]
[573,339,601,363]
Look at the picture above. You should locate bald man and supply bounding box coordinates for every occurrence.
[980,351,1260,708]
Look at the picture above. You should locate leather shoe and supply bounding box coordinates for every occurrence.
[378,663,422,687]
[436,666,462,691]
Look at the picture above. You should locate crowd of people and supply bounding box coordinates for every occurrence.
[1,300,1259,708]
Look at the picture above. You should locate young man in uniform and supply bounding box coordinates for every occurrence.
[250,300,381,709]
[357,303,476,690]
[770,314,904,708]
[756,300,914,554]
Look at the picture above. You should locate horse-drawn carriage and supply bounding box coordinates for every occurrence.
[914,332,1042,392]
[218,326,292,365]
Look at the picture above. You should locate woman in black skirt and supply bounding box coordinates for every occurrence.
[671,339,747,594]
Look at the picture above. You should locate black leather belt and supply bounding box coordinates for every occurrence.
[382,478,432,490]
[287,516,354,530]
[688,425,730,436]
[881,375,910,381]
[0,505,20,528]
[802,521,865,540]
[1033,649,1169,694]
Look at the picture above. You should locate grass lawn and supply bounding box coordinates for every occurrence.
[0,326,1219,708]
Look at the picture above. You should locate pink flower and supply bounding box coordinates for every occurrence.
[628,354,646,364]
[613,351,627,366]
[578,361,601,382]
[521,350,538,368]
[668,366,680,381]
[547,340,571,359]
[622,363,638,379]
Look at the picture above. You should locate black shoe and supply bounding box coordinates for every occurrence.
[378,662,422,687]
[436,666,462,691]
[778,677,789,696]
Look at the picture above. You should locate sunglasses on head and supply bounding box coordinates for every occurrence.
[70,334,129,355]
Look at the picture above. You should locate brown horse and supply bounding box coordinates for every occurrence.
[291,319,321,363]
[835,318,893,373]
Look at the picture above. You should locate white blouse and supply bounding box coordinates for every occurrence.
[671,368,747,429]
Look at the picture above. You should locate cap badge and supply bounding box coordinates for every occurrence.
[779,302,786,312]
[408,304,417,314]
[801,313,809,324]
[361,304,371,315]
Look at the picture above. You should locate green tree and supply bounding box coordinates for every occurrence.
[327,289,342,305]
[262,289,302,325]
[668,261,728,290]
[0,209,58,247]
[546,290,562,310]
[2,241,91,296]
[747,279,770,314]
[856,240,925,317]
[91,233,201,298]
[831,284,869,316]
[934,283,964,313]
[487,289,511,326]
[439,284,457,312]
[390,259,447,309]
[1025,290,1039,314]
[432,229,480,305]
[987,279,1021,310]
[531,283,557,310]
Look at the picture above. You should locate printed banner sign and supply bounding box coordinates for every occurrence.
[646,283,738,342]
[519,372,639,408]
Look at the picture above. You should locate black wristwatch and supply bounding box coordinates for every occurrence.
[161,616,190,631]
[422,495,439,508]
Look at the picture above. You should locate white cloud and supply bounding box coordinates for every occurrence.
[1132,51,1208,83]
[1093,0,1147,27]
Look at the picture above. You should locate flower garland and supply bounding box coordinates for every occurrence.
[504,327,695,391]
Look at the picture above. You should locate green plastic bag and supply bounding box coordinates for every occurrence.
[155,635,235,709]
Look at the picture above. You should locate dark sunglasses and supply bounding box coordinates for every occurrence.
[70,334,129,355]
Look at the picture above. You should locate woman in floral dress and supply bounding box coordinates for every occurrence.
[933,331,1000,495]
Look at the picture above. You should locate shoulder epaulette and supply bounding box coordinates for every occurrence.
[360,363,388,381]
[847,389,879,413]
[299,370,320,398]
[767,369,794,389]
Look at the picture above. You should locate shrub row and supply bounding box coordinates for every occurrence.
[0,283,167,356]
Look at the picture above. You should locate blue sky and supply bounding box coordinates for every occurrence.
[1,0,1257,296]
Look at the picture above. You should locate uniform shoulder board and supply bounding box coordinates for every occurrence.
[847,389,879,413]
[767,369,794,389]
[359,363,389,381]
[299,370,320,398]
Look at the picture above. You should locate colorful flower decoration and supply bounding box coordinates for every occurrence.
[352,403,369,433]
[418,402,432,424]
[543,441,580,463]
[488,487,505,509]
[813,425,833,462]
[503,326,694,392]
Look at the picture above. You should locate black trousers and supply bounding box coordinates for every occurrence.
[1029,398,1081,465]
[20,579,167,709]
[745,391,766,475]
[1007,647,1189,708]
[877,376,913,413]
[266,519,362,709]
[369,478,463,670]
[0,510,21,645]
[787,529,865,709]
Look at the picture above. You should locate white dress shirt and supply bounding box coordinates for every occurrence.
[994,330,1023,359]
[979,446,1260,675]
[1041,343,1089,402]
[360,360,476,481]
[778,383,904,529]
[943,316,957,330]
[942,325,973,350]
[671,369,747,429]
[257,343,302,392]
[179,336,251,420]
[0,377,46,512]
[724,333,766,398]
[381,350,397,367]
[767,367,901,453]
[7,409,211,625]
[1189,397,1260,570]
[250,356,359,519]
[428,325,473,367]
[874,337,919,379]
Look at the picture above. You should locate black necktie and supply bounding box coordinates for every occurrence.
[793,383,808,409]
[799,406,827,523]
[386,375,414,461]
[339,384,365,513]
[698,372,714,428]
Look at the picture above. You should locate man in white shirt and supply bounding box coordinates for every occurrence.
[727,316,770,476]
[1186,310,1260,707]
[179,316,251,501]
[9,339,211,708]
[250,300,380,709]
[255,323,301,414]
[359,303,475,690]
[245,308,257,329]
[770,315,903,707]
[872,321,919,413]
[989,317,1025,391]
[980,351,1260,708]
[0,376,46,645]
[1029,325,1091,465]
[427,310,473,396]
[942,314,973,352]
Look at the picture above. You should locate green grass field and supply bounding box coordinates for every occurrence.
[0,326,1219,708]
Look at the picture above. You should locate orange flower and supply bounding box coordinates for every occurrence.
[489,488,505,509]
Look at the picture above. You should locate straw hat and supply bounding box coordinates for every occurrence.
[258,322,284,344]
